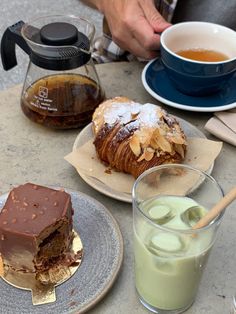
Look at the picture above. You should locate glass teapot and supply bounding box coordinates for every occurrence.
[1,15,105,129]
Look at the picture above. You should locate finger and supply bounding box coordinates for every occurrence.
[115,33,158,59]
[138,0,171,32]
[130,16,162,51]
[121,2,162,51]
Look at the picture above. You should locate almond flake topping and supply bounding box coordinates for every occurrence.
[95,99,187,161]
[129,134,141,156]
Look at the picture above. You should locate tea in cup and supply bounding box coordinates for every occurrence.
[160,22,236,96]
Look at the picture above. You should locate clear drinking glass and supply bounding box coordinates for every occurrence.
[231,295,236,314]
[132,164,224,314]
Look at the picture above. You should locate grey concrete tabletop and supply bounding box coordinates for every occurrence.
[0,61,235,314]
[0,2,236,314]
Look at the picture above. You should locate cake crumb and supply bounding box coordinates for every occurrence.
[69,301,78,307]
[70,288,76,296]
[104,168,112,174]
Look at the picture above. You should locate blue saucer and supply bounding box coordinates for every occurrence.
[142,58,236,112]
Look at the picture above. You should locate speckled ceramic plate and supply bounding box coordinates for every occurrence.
[73,121,213,203]
[0,188,123,313]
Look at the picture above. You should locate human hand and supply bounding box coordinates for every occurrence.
[98,0,171,59]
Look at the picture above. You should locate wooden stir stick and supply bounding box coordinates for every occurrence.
[193,186,236,229]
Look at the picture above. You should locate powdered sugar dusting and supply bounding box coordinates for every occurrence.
[104,102,164,127]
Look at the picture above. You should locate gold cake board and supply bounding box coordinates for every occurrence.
[1,230,83,305]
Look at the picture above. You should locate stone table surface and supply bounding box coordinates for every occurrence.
[0,62,235,314]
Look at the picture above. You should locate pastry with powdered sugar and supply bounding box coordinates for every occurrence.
[92,97,187,178]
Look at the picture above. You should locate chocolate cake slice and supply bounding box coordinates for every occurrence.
[0,183,74,275]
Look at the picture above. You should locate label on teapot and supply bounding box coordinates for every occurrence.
[21,74,105,129]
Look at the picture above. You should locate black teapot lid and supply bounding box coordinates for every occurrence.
[40,22,78,45]
[30,22,91,70]
[1,20,92,71]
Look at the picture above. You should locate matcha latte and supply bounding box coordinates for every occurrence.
[132,164,224,314]
[134,195,213,312]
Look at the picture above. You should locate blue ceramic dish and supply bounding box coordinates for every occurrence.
[160,22,236,96]
[141,58,236,112]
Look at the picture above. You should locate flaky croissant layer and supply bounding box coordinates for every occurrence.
[92,97,187,178]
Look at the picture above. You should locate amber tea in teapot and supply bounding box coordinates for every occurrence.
[21,74,105,129]
[1,15,105,129]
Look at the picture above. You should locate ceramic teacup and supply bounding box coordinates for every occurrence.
[160,21,236,96]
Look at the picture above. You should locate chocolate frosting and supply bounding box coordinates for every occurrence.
[0,183,73,273]
[0,183,71,235]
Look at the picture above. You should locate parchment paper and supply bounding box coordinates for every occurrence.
[65,137,222,195]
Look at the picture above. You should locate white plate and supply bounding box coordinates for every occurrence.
[73,119,212,203]
[0,188,123,314]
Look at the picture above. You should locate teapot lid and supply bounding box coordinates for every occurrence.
[21,15,94,70]
[40,22,78,45]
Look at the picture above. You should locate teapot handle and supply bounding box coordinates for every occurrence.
[1,21,31,70]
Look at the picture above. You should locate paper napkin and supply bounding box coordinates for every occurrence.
[205,109,236,146]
